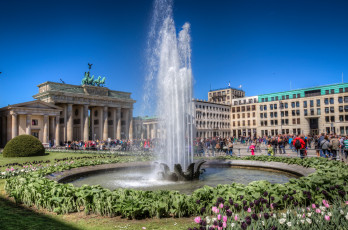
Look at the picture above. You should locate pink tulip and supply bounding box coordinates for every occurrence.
[223,222,227,228]
[322,200,328,205]
[345,201,348,205]
[270,203,274,209]
[302,213,305,218]
[219,203,224,209]
[247,208,251,213]
[311,204,316,209]
[307,207,311,211]
[324,203,330,208]
[325,215,330,221]
[218,227,222,230]
[315,208,321,213]
[212,206,217,213]
[218,214,221,220]
[223,216,227,222]
[234,215,238,221]
[194,216,201,224]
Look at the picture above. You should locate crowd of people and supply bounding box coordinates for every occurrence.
[49,133,348,163]
[194,134,348,162]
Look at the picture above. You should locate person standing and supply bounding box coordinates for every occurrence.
[330,135,340,160]
[249,142,255,156]
[293,134,306,159]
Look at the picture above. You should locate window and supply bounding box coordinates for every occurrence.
[310,109,314,115]
[310,100,314,107]
[32,131,39,139]
[264,105,267,110]
[339,115,344,122]
[271,97,274,101]
[339,88,343,93]
[331,116,335,122]
[265,98,269,102]
[282,95,285,100]
[284,103,288,108]
[275,120,278,125]
[274,104,277,109]
[285,111,288,116]
[331,89,335,94]
[94,110,98,117]
[75,109,79,116]
[291,102,295,108]
[330,107,334,113]
[275,96,279,100]
[339,106,343,112]
[281,111,284,117]
[296,110,300,116]
[339,97,343,103]
[94,119,99,125]
[59,118,64,124]
[286,95,289,99]
[73,119,80,125]
[330,98,334,104]
[261,98,265,102]
[304,109,308,116]
[292,118,296,124]
[325,116,330,122]
[296,102,299,107]
[345,106,348,112]
[345,87,348,92]
[303,101,307,108]
[260,113,263,118]
[264,113,267,118]
[325,90,329,95]
[292,110,295,116]
[270,112,274,118]
[297,93,300,98]
[325,107,329,113]
[293,94,297,99]
[317,99,320,106]
[32,119,38,126]
[345,96,348,103]
[317,108,321,115]
[297,118,300,124]
[270,104,273,110]
[324,98,329,105]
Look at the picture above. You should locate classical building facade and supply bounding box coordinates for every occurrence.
[0,81,135,147]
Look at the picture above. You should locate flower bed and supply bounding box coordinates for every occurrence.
[4,156,348,220]
[189,198,348,230]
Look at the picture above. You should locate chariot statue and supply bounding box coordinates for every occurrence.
[81,63,106,87]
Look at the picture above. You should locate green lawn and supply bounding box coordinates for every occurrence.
[0,152,193,230]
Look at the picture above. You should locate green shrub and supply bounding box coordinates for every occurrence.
[3,134,45,157]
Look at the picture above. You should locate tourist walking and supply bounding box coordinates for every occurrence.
[293,134,306,159]
[249,143,255,156]
[330,135,340,160]
[320,135,331,158]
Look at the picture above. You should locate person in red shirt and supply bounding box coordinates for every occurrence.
[292,134,306,159]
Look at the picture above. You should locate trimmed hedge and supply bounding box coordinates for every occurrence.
[3,135,45,157]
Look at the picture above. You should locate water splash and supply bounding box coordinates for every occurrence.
[144,0,194,170]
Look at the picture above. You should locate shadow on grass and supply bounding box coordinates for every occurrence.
[0,197,79,230]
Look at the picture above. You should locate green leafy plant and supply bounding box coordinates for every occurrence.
[3,135,45,157]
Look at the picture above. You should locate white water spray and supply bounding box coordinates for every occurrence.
[144,0,194,170]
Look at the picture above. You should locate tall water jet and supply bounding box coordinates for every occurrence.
[144,0,194,171]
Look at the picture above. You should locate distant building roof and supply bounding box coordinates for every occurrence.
[209,86,244,92]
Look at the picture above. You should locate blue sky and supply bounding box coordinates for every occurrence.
[1,0,348,116]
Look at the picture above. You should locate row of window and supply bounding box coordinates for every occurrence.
[260,118,301,126]
[232,105,256,113]
[195,104,230,112]
[260,87,348,102]
[232,112,256,119]
[196,112,230,120]
[232,120,256,127]
[261,129,302,136]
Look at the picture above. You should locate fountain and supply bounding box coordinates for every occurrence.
[144,0,202,180]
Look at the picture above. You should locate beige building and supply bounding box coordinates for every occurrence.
[208,86,245,105]
[0,81,135,147]
[133,116,160,139]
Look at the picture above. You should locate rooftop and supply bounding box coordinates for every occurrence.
[209,86,244,92]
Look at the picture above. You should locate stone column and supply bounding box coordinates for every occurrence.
[2,116,6,147]
[55,116,60,146]
[67,104,73,141]
[147,124,150,139]
[83,105,89,141]
[11,113,18,139]
[112,108,117,139]
[124,109,129,139]
[103,106,108,140]
[116,108,121,139]
[26,114,32,135]
[43,115,49,143]
[7,114,11,142]
[129,108,133,140]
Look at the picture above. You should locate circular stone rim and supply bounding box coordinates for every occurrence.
[46,159,316,184]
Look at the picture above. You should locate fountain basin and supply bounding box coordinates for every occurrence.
[47,160,315,195]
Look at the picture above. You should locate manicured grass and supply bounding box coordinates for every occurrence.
[0,177,192,230]
[0,151,193,230]
[0,151,106,170]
